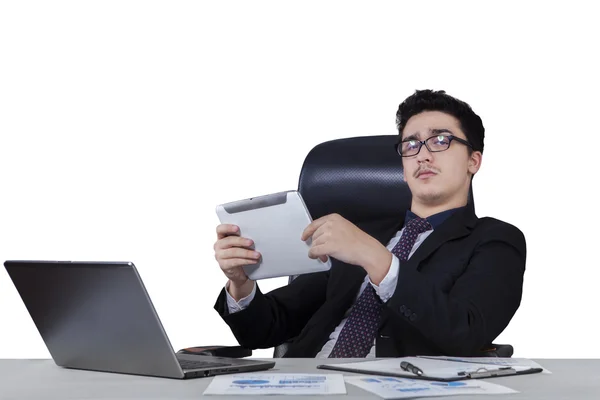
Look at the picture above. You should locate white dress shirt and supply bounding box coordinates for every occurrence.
[225,226,434,357]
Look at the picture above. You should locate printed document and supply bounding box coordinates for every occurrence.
[203,373,346,396]
[345,375,518,399]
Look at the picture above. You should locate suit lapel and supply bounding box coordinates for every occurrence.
[402,206,478,271]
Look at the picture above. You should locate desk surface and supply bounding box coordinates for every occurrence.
[0,358,597,399]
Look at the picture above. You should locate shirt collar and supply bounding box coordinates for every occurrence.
[405,206,466,230]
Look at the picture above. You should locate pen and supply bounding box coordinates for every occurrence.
[400,361,424,376]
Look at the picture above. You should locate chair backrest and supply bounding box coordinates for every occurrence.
[272,134,475,357]
[299,135,473,222]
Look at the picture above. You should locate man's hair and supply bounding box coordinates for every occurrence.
[396,89,485,153]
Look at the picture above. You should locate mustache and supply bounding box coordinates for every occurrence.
[414,165,440,178]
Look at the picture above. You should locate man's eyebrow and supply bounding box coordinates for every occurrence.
[402,133,420,141]
[431,128,454,135]
[402,128,454,141]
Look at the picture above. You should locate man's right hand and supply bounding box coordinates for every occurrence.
[214,224,260,301]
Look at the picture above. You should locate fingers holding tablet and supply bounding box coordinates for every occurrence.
[214,223,261,286]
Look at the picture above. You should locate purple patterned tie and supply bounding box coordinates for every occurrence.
[390,217,433,262]
[328,216,432,358]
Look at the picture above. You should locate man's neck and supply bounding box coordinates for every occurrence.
[410,199,468,219]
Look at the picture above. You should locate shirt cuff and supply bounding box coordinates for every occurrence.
[225,281,257,314]
[370,254,400,303]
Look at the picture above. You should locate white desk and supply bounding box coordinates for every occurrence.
[0,358,597,399]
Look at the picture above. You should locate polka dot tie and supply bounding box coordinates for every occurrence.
[328,216,432,358]
[390,217,433,262]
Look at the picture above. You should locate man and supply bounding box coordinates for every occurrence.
[213,89,526,358]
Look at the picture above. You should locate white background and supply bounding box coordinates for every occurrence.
[1,1,598,359]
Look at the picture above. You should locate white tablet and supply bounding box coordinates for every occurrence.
[215,190,332,280]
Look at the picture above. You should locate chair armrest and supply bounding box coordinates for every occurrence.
[480,343,514,358]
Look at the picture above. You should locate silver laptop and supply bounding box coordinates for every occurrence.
[4,260,275,379]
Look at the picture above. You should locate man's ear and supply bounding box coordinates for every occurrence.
[468,151,483,175]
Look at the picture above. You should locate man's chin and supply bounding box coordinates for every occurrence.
[414,191,445,204]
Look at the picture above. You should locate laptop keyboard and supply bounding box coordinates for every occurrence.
[178,359,231,370]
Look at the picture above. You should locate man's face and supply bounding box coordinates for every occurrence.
[400,111,482,206]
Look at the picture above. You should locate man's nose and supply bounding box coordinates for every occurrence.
[416,143,433,163]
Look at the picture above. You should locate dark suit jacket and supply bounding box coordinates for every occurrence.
[214,206,526,357]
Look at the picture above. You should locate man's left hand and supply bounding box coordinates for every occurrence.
[301,213,391,281]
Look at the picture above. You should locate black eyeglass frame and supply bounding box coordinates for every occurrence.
[396,134,473,157]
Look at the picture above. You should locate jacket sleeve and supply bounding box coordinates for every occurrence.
[386,222,526,355]
[214,270,329,349]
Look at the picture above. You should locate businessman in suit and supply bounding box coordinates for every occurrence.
[213,89,526,358]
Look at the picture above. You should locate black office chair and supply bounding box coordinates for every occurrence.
[273,134,513,358]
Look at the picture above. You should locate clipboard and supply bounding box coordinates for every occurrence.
[316,357,543,382]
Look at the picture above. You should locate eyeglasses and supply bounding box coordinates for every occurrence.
[397,134,473,157]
